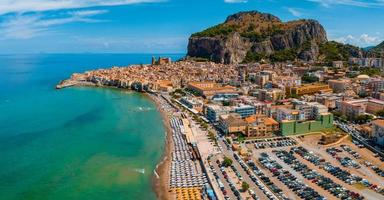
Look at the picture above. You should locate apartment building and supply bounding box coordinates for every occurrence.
[372,120,384,146]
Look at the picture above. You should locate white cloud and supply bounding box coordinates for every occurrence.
[334,34,355,44]
[71,35,187,53]
[307,0,384,7]
[0,0,163,15]
[0,0,165,39]
[360,34,380,44]
[333,33,382,47]
[287,8,302,17]
[224,0,248,3]
[0,10,108,39]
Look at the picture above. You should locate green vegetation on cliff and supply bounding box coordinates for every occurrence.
[319,41,362,63]
[369,41,384,56]
[192,22,285,41]
[242,51,266,63]
[191,24,239,37]
[242,49,297,63]
[270,49,297,62]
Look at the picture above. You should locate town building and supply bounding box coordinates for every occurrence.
[276,108,301,122]
[151,57,171,65]
[179,97,204,113]
[332,61,344,68]
[257,88,285,102]
[244,115,279,137]
[254,73,270,88]
[286,84,332,96]
[234,104,256,118]
[253,101,269,116]
[349,57,383,68]
[276,101,329,122]
[280,113,334,135]
[186,82,237,98]
[153,80,173,92]
[372,120,384,146]
[218,113,247,135]
[369,78,384,92]
[315,93,346,109]
[273,75,302,87]
[328,79,351,93]
[372,92,384,101]
[339,98,384,119]
[205,104,232,123]
[212,93,239,101]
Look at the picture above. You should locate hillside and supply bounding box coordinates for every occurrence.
[369,41,384,56]
[319,41,363,63]
[187,11,367,64]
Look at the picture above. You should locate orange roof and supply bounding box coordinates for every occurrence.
[264,118,279,125]
[373,120,384,127]
[245,115,257,123]
[157,80,172,86]
[188,82,236,92]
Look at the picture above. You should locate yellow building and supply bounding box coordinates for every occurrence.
[245,115,279,138]
[287,84,332,96]
[187,82,237,97]
[218,113,247,135]
[154,80,173,92]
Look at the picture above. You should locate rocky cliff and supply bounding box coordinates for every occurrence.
[187,11,328,64]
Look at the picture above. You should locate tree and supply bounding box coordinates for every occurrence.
[270,49,297,62]
[301,73,319,83]
[332,111,342,118]
[376,110,384,117]
[354,114,373,124]
[202,123,208,130]
[208,131,215,140]
[241,181,250,192]
[222,101,231,106]
[222,156,233,167]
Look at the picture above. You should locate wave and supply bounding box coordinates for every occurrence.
[133,168,145,174]
[129,107,154,112]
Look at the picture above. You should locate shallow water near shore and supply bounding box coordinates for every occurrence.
[0,54,182,200]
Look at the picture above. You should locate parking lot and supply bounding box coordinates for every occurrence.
[298,135,384,189]
[244,137,298,150]
[219,139,280,200]
[208,156,238,200]
[235,134,384,200]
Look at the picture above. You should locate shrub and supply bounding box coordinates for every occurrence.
[241,181,250,192]
[222,156,233,167]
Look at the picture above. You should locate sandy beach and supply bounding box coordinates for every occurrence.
[148,94,174,200]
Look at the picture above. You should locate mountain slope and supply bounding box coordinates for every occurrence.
[187,11,328,64]
[370,41,384,55]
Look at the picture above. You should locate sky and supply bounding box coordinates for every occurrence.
[0,0,383,54]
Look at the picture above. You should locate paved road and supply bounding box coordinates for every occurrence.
[336,121,384,157]
[218,139,274,200]
[211,156,237,200]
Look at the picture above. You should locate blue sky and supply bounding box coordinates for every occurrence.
[0,0,383,53]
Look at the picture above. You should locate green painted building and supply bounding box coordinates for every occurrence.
[280,113,334,135]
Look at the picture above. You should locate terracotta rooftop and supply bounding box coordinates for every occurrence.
[373,120,384,127]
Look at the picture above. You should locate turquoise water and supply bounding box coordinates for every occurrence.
[0,54,183,200]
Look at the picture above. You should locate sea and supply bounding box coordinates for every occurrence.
[0,54,183,200]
